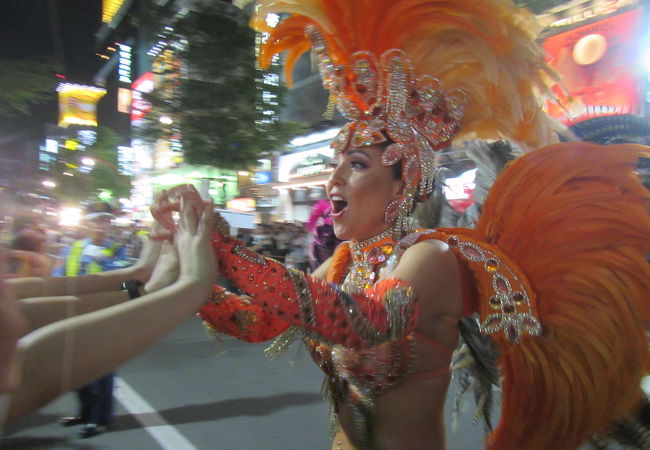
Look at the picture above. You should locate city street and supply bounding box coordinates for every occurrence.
[4,318,488,450]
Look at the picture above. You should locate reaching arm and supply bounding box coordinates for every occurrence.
[4,194,215,425]
[17,291,132,336]
[7,226,163,300]
[7,278,210,423]
[213,234,418,348]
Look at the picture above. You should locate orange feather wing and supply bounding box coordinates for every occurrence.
[456,142,650,449]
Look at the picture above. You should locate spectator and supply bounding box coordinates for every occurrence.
[8,226,54,277]
[54,202,126,438]
[286,227,310,272]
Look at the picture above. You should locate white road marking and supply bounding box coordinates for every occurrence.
[114,376,198,450]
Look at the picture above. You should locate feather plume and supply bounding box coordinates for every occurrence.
[252,0,561,150]
[448,142,650,449]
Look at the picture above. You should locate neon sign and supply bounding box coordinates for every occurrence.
[118,44,132,83]
[102,0,126,24]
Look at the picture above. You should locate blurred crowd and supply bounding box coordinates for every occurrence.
[4,218,148,279]
[237,223,311,271]
[4,209,328,280]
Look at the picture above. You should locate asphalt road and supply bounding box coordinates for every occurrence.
[3,318,488,449]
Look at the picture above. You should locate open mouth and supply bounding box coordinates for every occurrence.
[330,196,348,216]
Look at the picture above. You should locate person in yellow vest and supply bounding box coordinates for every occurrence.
[55,203,125,438]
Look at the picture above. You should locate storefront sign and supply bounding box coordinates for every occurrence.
[227,198,256,213]
[118,44,132,83]
[543,9,642,123]
[131,72,154,123]
[117,146,134,176]
[278,146,334,182]
[117,87,132,114]
[57,83,106,128]
[255,171,271,184]
[102,0,127,23]
[289,155,331,178]
[545,0,638,29]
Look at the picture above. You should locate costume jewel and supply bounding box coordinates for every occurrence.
[344,229,396,293]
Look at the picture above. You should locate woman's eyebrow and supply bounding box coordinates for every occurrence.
[346,149,370,158]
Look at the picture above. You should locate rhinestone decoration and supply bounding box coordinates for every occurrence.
[446,235,542,344]
[233,245,270,267]
[213,211,231,237]
[345,229,395,293]
[287,267,316,327]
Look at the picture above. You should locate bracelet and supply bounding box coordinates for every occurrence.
[121,279,143,300]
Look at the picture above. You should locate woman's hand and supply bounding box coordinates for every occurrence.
[150,185,205,239]
[143,240,179,294]
[175,193,216,296]
[130,222,164,283]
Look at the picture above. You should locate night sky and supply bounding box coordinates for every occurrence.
[0,0,103,83]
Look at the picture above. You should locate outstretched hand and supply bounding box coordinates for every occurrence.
[150,184,205,240]
[130,222,164,283]
[143,240,179,294]
[175,193,216,294]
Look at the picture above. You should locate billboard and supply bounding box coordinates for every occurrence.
[131,72,154,123]
[543,9,643,123]
[102,0,127,23]
[57,83,106,128]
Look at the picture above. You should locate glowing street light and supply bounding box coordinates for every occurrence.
[42,180,56,188]
[81,157,96,166]
[59,207,82,226]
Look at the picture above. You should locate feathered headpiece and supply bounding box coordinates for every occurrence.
[252,0,562,229]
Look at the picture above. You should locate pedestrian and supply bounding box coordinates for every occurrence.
[286,227,310,272]
[55,202,126,438]
[8,226,54,277]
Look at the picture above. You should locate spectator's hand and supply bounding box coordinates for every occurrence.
[6,250,53,278]
[150,185,204,239]
[176,194,216,295]
[131,222,164,283]
[144,240,179,294]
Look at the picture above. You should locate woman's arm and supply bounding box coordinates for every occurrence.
[17,291,131,336]
[197,252,334,342]
[5,195,215,424]
[213,234,417,348]
[6,227,163,300]
[7,278,209,423]
[198,286,290,342]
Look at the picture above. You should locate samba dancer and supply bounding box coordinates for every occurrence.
[152,1,650,448]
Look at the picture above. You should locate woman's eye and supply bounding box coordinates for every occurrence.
[350,161,367,169]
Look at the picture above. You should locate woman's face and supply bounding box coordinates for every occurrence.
[327,145,402,241]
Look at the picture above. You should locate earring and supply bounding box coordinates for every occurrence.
[384,192,414,238]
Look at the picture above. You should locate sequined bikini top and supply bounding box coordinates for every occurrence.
[308,229,457,446]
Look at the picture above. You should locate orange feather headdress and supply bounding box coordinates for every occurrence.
[252,0,562,230]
